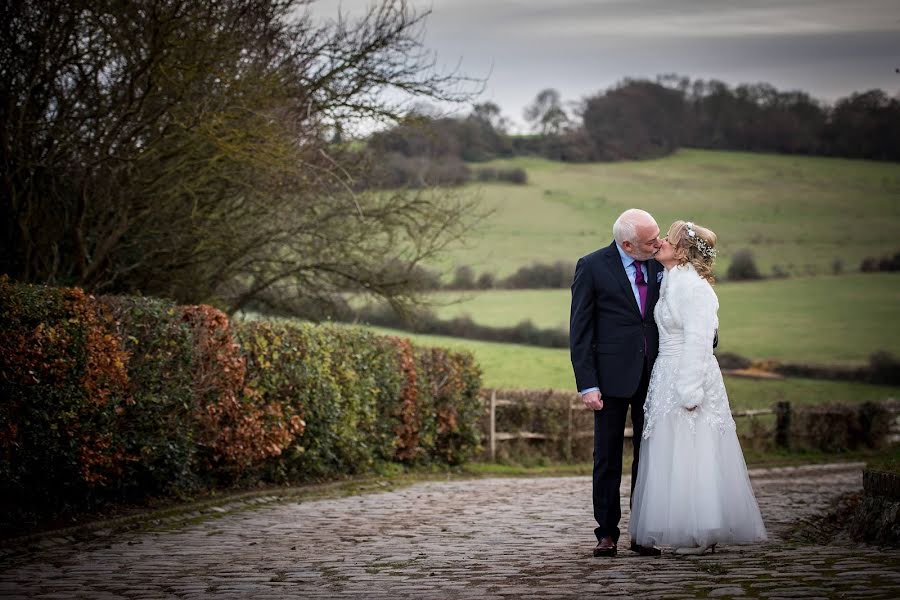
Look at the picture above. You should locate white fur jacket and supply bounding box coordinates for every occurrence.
[644,262,734,435]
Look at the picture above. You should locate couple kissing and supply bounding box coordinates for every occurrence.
[569,208,767,557]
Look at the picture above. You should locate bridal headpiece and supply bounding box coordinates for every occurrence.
[684,222,717,258]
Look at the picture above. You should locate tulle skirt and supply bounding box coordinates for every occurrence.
[629,411,768,548]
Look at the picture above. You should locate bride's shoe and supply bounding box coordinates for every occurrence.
[673,543,716,555]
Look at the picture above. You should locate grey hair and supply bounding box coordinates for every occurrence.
[613,208,655,244]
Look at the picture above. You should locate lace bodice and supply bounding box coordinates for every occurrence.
[642,263,735,439]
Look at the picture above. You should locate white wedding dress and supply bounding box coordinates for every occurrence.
[629,263,767,549]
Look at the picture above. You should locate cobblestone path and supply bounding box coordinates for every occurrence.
[2,463,898,599]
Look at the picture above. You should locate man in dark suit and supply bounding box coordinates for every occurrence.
[569,208,663,558]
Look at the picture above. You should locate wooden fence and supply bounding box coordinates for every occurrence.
[483,391,898,461]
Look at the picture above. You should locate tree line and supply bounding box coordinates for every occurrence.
[364,75,900,169]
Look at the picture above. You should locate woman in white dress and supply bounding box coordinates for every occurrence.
[629,220,767,555]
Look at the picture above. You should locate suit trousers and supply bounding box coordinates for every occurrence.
[592,359,649,543]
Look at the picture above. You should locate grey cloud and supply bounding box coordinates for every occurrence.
[305,0,900,129]
[424,0,900,36]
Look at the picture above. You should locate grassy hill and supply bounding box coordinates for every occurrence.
[437,149,900,279]
[339,150,900,397]
[427,273,900,365]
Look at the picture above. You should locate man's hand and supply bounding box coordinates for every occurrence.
[582,390,603,411]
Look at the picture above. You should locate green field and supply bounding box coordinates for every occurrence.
[436,149,900,278]
[304,151,900,405]
[361,325,899,411]
[427,273,900,365]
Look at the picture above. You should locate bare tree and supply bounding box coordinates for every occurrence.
[471,101,509,132]
[523,88,569,135]
[1,0,481,315]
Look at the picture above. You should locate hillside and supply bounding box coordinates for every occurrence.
[427,273,900,365]
[434,149,900,279]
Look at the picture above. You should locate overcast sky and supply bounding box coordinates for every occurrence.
[308,0,900,131]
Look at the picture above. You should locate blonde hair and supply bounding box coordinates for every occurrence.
[666,220,717,283]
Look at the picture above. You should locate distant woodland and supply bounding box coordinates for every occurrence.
[362,77,900,188]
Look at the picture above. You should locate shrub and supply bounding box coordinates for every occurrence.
[415,347,483,465]
[726,249,763,281]
[861,257,879,272]
[236,321,398,480]
[499,167,528,184]
[761,353,900,386]
[1,279,483,532]
[103,298,306,491]
[861,252,900,273]
[472,167,528,185]
[476,167,497,181]
[502,261,573,289]
[100,295,200,496]
[391,337,422,462]
[367,153,471,188]
[448,265,476,290]
[183,306,302,479]
[715,352,752,370]
[476,272,496,289]
[511,130,597,162]
[770,361,868,382]
[237,319,485,474]
[878,253,900,272]
[793,401,892,452]
[0,277,131,523]
[869,350,900,385]
[831,258,844,275]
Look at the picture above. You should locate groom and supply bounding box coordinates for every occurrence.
[569,208,663,558]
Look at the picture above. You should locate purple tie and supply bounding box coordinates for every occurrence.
[634,260,648,317]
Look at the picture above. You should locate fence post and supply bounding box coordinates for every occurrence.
[775,401,791,449]
[490,389,497,462]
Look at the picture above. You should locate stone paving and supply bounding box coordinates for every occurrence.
[1,462,898,599]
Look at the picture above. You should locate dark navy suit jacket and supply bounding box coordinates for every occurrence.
[569,242,662,399]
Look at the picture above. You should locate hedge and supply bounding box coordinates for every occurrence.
[790,401,893,452]
[1,281,131,523]
[0,277,481,534]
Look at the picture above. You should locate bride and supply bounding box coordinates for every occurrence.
[628,220,767,555]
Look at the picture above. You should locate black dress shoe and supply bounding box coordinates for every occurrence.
[630,541,661,556]
[593,536,617,557]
